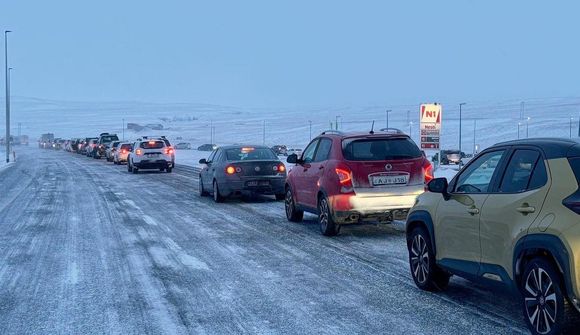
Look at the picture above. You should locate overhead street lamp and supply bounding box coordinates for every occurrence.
[4,30,11,163]
[459,103,466,159]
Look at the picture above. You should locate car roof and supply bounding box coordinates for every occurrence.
[318,130,410,140]
[218,144,270,150]
[493,138,580,159]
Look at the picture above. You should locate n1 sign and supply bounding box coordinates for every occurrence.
[420,103,442,149]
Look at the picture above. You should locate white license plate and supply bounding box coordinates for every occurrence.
[147,154,160,158]
[371,175,408,186]
[247,180,269,187]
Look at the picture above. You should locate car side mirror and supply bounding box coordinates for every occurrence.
[427,177,450,200]
[199,158,208,165]
[287,154,298,164]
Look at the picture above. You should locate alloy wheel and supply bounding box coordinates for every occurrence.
[319,198,329,230]
[524,267,557,334]
[285,189,293,218]
[410,235,429,284]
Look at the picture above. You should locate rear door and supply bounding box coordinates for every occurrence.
[342,136,425,196]
[201,150,218,189]
[479,148,550,280]
[302,137,332,208]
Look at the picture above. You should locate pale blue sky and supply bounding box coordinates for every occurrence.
[1,0,579,107]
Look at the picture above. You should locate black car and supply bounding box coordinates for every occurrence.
[94,133,120,159]
[198,143,217,151]
[198,145,287,202]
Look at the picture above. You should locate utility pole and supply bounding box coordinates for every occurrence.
[526,117,530,138]
[308,120,312,140]
[459,103,466,155]
[210,120,213,144]
[473,119,476,155]
[385,109,391,129]
[4,30,11,163]
[335,116,340,130]
[570,117,573,139]
[517,122,522,139]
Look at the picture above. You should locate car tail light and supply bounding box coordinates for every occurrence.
[423,161,434,184]
[563,192,580,215]
[121,149,127,154]
[335,167,354,193]
[165,147,174,155]
[135,149,143,155]
[226,166,236,175]
[273,164,286,173]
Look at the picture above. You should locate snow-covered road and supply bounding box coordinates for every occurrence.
[0,147,528,334]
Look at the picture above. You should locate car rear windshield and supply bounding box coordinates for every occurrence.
[140,141,165,149]
[101,135,119,143]
[342,137,422,161]
[569,158,580,185]
[226,148,277,161]
[120,144,132,150]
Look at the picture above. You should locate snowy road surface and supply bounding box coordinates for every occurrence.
[0,147,528,334]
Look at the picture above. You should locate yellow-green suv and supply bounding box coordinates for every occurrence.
[406,138,580,335]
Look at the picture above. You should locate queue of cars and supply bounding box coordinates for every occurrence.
[41,128,580,334]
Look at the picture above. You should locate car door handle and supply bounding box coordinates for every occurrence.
[319,166,324,170]
[467,207,480,215]
[516,205,536,215]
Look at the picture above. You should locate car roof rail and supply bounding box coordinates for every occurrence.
[320,130,345,135]
[378,128,405,134]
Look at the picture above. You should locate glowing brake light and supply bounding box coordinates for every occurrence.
[121,149,127,154]
[165,147,174,155]
[148,140,156,146]
[135,148,143,155]
[226,166,236,175]
[423,161,434,184]
[273,164,286,173]
[335,167,354,193]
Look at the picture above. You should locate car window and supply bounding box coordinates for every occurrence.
[454,150,505,193]
[207,150,217,162]
[342,137,422,161]
[528,158,548,190]
[214,149,224,162]
[139,140,165,149]
[302,140,319,163]
[225,147,277,161]
[313,138,332,162]
[499,150,542,193]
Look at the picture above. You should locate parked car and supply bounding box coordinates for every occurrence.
[106,141,121,162]
[113,142,132,165]
[198,145,286,202]
[271,145,288,156]
[284,129,431,236]
[94,133,120,159]
[127,138,174,173]
[287,148,303,156]
[198,143,217,151]
[406,138,580,335]
[433,150,466,165]
[175,142,192,150]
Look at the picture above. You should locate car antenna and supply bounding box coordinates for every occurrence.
[369,120,375,134]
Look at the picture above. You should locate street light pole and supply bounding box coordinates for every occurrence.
[122,118,125,141]
[518,122,522,139]
[570,117,573,139]
[459,103,466,155]
[385,109,391,129]
[409,121,413,139]
[526,117,530,138]
[4,30,11,163]
[335,116,340,130]
[308,120,312,140]
[473,119,477,155]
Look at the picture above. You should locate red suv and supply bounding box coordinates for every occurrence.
[284,129,432,236]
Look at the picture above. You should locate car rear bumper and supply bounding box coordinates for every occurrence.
[219,177,285,196]
[330,186,424,224]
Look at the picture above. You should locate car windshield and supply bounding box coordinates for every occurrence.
[226,147,277,161]
[342,138,422,161]
[101,135,119,143]
[120,144,132,150]
[140,141,165,149]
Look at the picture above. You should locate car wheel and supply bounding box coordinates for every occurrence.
[213,180,224,203]
[132,166,139,174]
[199,176,208,196]
[284,187,303,222]
[166,167,173,173]
[521,258,580,335]
[408,227,450,291]
[318,196,340,236]
[128,161,133,173]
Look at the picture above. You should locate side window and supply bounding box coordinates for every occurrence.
[454,150,505,193]
[302,139,319,164]
[499,149,542,193]
[313,138,332,162]
[528,158,548,190]
[207,150,217,163]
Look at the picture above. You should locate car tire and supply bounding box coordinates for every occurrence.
[166,167,172,173]
[128,161,133,173]
[318,196,340,236]
[408,227,450,291]
[199,176,208,197]
[521,258,580,335]
[132,166,139,174]
[284,187,303,222]
[213,180,224,203]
